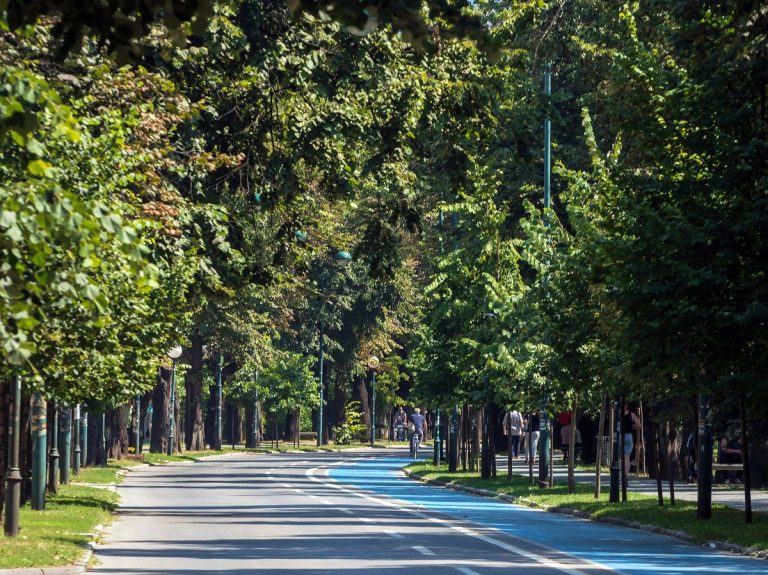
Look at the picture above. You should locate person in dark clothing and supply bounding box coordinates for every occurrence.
[622,402,641,475]
[410,408,427,441]
[525,411,540,464]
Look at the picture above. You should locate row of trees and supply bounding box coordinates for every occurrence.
[1,0,765,527]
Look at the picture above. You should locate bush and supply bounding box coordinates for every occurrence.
[332,400,367,444]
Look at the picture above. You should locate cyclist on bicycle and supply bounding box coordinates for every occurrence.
[409,408,427,455]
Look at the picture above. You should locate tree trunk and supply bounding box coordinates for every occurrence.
[651,405,664,506]
[185,332,206,451]
[283,409,299,443]
[354,376,371,443]
[151,367,171,454]
[667,422,676,506]
[108,406,128,460]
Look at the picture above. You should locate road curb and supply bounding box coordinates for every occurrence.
[402,468,768,561]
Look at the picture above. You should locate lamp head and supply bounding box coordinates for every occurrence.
[167,346,183,360]
[368,355,379,370]
[335,250,352,267]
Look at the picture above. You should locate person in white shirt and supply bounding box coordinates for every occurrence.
[502,409,523,459]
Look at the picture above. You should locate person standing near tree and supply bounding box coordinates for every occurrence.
[622,402,641,475]
[503,408,523,459]
[525,410,540,464]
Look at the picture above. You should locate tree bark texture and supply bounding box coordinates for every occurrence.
[108,406,128,460]
[185,332,205,451]
[354,376,371,443]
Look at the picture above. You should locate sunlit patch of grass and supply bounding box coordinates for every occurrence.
[0,484,117,569]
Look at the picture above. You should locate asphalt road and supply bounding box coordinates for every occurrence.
[91,450,766,575]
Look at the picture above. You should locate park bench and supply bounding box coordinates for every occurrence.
[712,462,744,484]
[298,431,317,442]
[711,463,743,472]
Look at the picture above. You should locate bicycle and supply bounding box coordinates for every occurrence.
[411,432,421,460]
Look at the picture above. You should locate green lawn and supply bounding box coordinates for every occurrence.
[407,462,768,553]
[0,483,118,569]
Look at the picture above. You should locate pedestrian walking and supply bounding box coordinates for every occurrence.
[503,408,523,459]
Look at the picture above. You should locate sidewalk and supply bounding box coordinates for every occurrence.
[496,455,768,513]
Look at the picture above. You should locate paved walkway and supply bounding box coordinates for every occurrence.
[495,455,767,513]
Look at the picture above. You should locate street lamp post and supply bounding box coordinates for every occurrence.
[99,412,107,465]
[133,396,141,454]
[317,321,325,446]
[316,249,353,447]
[4,373,22,536]
[167,346,183,456]
[48,399,60,493]
[609,396,621,502]
[215,353,223,450]
[31,393,47,510]
[73,404,81,475]
[81,410,88,467]
[368,356,379,447]
[60,406,71,485]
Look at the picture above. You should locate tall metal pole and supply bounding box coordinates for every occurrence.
[99,412,106,465]
[317,322,325,446]
[538,401,550,488]
[133,396,141,455]
[4,374,22,536]
[544,63,552,210]
[433,407,442,465]
[81,410,88,466]
[449,406,458,472]
[697,393,713,519]
[252,388,259,449]
[537,64,553,489]
[168,360,176,455]
[370,369,376,447]
[448,212,460,473]
[215,353,223,450]
[60,406,71,485]
[48,399,60,493]
[31,393,47,510]
[73,404,81,475]
[609,396,621,502]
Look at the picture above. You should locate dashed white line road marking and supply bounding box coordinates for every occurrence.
[413,546,435,556]
[307,494,320,499]
[320,500,333,505]
[306,465,609,575]
[339,508,354,515]
[454,567,481,575]
[359,517,374,523]
[281,483,293,488]
[385,530,404,539]
[293,489,303,494]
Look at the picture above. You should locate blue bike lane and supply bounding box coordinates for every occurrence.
[329,456,766,575]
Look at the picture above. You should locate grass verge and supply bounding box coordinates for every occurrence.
[407,462,768,553]
[0,483,118,569]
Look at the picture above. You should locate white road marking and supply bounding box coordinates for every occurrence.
[413,546,435,556]
[320,500,333,505]
[359,517,374,523]
[293,489,303,494]
[340,508,354,515]
[454,567,482,575]
[306,465,610,575]
[281,483,293,488]
[385,530,404,539]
